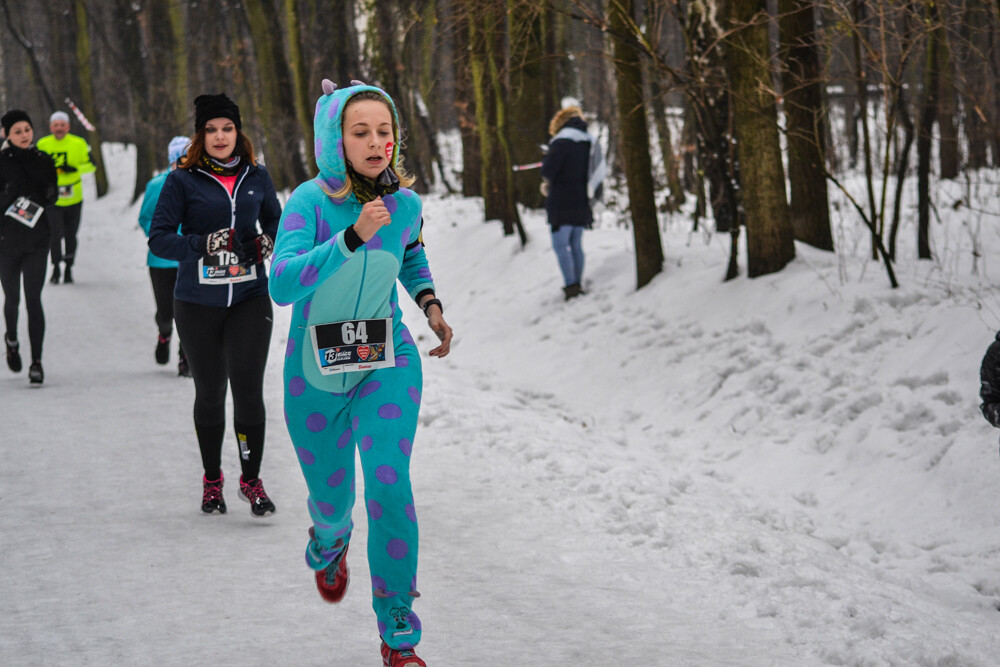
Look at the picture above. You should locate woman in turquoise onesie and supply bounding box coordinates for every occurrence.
[269,80,451,667]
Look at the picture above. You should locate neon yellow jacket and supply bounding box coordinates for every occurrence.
[36,133,96,207]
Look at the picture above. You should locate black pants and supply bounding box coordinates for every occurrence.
[0,245,47,363]
[48,202,82,266]
[174,293,272,479]
[149,267,178,338]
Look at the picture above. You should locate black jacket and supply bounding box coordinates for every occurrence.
[0,141,58,252]
[541,116,593,230]
[148,161,281,308]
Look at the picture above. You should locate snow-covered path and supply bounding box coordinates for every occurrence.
[2,147,999,665]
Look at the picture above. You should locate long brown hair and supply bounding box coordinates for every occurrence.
[179,126,257,170]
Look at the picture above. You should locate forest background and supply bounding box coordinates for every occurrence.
[1,0,999,289]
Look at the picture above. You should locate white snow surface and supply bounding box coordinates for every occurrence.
[2,144,1000,666]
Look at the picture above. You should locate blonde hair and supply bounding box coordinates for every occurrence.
[326,91,415,200]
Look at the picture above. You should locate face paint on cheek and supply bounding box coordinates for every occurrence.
[385,141,393,161]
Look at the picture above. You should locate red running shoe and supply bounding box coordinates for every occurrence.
[380,640,426,667]
[315,543,350,603]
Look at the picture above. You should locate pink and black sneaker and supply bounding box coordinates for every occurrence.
[238,476,276,518]
[201,473,226,514]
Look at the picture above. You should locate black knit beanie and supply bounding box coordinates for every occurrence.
[1,109,32,136]
[194,94,241,132]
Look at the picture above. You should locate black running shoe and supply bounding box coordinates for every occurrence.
[177,349,191,377]
[239,476,276,518]
[63,266,73,283]
[5,336,21,373]
[50,266,60,284]
[202,474,227,514]
[155,334,170,365]
[28,362,43,385]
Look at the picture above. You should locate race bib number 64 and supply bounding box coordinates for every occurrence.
[309,317,395,375]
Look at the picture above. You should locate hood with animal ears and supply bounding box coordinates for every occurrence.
[312,79,401,196]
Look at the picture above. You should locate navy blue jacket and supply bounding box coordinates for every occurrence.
[148,162,281,307]
[541,116,593,230]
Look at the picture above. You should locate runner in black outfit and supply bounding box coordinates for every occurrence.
[148,94,281,517]
[0,110,58,385]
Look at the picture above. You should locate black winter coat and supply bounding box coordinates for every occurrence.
[980,332,1000,406]
[148,161,281,308]
[541,116,593,231]
[0,141,58,253]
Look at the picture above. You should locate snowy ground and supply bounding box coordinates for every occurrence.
[2,144,999,666]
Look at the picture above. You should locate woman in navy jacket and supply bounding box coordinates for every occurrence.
[149,93,281,518]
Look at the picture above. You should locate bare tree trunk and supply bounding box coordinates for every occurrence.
[778,0,833,251]
[917,0,940,260]
[451,1,481,197]
[936,10,959,180]
[74,2,108,198]
[286,0,316,177]
[610,0,663,289]
[726,0,795,277]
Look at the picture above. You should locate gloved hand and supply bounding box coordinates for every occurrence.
[242,234,273,265]
[203,228,233,256]
[540,180,550,197]
[59,165,78,174]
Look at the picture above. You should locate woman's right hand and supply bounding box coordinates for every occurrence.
[353,197,391,242]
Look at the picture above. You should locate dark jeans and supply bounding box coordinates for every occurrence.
[0,246,47,362]
[48,202,83,266]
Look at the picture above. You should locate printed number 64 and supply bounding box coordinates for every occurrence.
[341,321,369,345]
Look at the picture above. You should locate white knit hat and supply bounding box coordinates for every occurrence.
[49,111,70,124]
[167,136,189,164]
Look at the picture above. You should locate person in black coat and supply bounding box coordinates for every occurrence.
[979,332,1000,427]
[541,106,602,300]
[148,93,281,517]
[0,110,57,384]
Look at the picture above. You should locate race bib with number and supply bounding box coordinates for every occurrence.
[4,197,44,228]
[198,250,257,285]
[309,317,395,375]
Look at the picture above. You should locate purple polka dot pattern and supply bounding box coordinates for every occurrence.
[302,300,311,319]
[336,138,344,161]
[316,216,331,243]
[378,403,402,419]
[284,212,306,231]
[401,328,414,346]
[352,417,360,431]
[306,412,327,432]
[372,575,388,592]
[408,387,420,405]
[296,248,308,256]
[335,525,350,537]
[399,188,413,198]
[329,98,340,119]
[395,355,409,368]
[289,376,306,397]
[400,227,411,246]
[399,438,412,457]
[299,264,319,286]
[296,447,315,465]
[418,267,432,279]
[326,468,346,487]
[405,503,417,522]
[384,196,398,214]
[315,500,336,516]
[336,427,352,449]
[325,176,344,192]
[387,538,408,560]
[375,465,398,484]
[360,435,374,451]
[272,259,287,278]
[366,234,383,250]
[314,137,322,158]
[359,380,381,398]
[367,499,383,520]
[285,338,295,357]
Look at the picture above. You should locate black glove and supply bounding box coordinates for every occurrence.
[239,234,273,265]
[59,165,78,174]
[982,403,1000,428]
[203,229,233,256]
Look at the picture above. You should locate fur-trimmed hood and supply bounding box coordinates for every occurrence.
[312,79,402,197]
[548,106,584,137]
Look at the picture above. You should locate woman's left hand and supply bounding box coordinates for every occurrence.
[427,311,453,358]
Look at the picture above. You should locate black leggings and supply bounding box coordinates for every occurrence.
[174,293,272,478]
[149,267,178,338]
[48,203,82,266]
[0,246,47,363]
